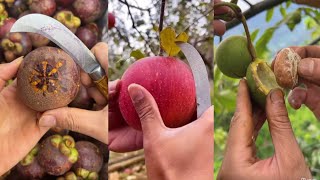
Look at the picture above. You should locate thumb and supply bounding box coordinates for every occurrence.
[266,89,302,157]
[128,84,166,137]
[38,107,108,144]
[0,57,23,90]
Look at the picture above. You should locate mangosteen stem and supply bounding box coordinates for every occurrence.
[214,2,257,61]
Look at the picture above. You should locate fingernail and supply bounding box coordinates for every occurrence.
[39,115,56,127]
[270,89,284,104]
[299,59,314,77]
[128,85,144,103]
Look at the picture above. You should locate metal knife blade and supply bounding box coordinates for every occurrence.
[177,42,211,118]
[10,14,101,76]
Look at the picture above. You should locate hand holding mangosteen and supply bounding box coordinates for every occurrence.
[217,80,312,179]
[37,43,108,144]
[0,58,52,176]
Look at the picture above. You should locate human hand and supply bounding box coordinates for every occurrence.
[108,80,143,152]
[214,0,227,36]
[217,80,311,179]
[0,58,51,175]
[38,42,108,144]
[275,46,320,120]
[127,84,213,180]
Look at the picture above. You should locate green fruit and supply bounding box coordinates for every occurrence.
[215,35,252,78]
[246,59,282,107]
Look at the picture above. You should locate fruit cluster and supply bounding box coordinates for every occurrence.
[4,132,109,180]
[0,0,109,64]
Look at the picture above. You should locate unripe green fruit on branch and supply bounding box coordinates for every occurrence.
[215,35,252,78]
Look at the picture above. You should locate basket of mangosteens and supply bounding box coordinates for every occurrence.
[0,0,110,179]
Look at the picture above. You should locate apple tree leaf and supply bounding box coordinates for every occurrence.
[130,50,145,60]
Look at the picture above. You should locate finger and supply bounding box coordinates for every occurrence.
[288,87,307,109]
[38,107,108,144]
[109,79,121,100]
[0,57,23,90]
[91,42,108,71]
[294,83,320,119]
[252,107,266,140]
[213,20,226,36]
[226,79,254,154]
[128,84,166,138]
[297,58,320,85]
[80,70,94,88]
[265,89,301,156]
[294,46,320,59]
[108,127,143,152]
[87,86,108,106]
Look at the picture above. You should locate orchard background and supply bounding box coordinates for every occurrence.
[214,0,320,179]
[108,0,213,179]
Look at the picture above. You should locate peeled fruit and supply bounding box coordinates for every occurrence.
[37,134,79,176]
[119,56,196,130]
[215,35,252,78]
[17,46,80,112]
[16,144,46,179]
[273,48,301,89]
[246,59,282,106]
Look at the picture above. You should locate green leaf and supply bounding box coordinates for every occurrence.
[130,50,145,60]
[280,5,286,17]
[255,27,276,57]
[286,1,291,8]
[250,29,260,42]
[266,8,274,22]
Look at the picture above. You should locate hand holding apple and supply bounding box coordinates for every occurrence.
[128,83,213,180]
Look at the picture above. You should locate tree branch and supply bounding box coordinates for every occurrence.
[226,0,289,30]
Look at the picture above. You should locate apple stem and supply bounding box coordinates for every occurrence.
[214,2,257,61]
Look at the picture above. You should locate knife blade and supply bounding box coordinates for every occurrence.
[10,14,108,99]
[177,42,211,118]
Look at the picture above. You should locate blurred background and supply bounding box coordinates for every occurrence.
[108,0,212,179]
[214,0,320,179]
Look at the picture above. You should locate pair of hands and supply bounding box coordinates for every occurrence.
[217,45,320,178]
[109,80,214,179]
[0,42,108,175]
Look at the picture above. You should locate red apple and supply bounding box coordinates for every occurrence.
[118,56,196,130]
[108,12,115,29]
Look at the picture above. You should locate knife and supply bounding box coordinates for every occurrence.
[177,42,211,118]
[10,14,108,100]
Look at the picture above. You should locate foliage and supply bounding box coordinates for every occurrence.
[108,0,213,81]
[214,0,320,179]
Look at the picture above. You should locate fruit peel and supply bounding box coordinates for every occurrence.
[246,59,282,107]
